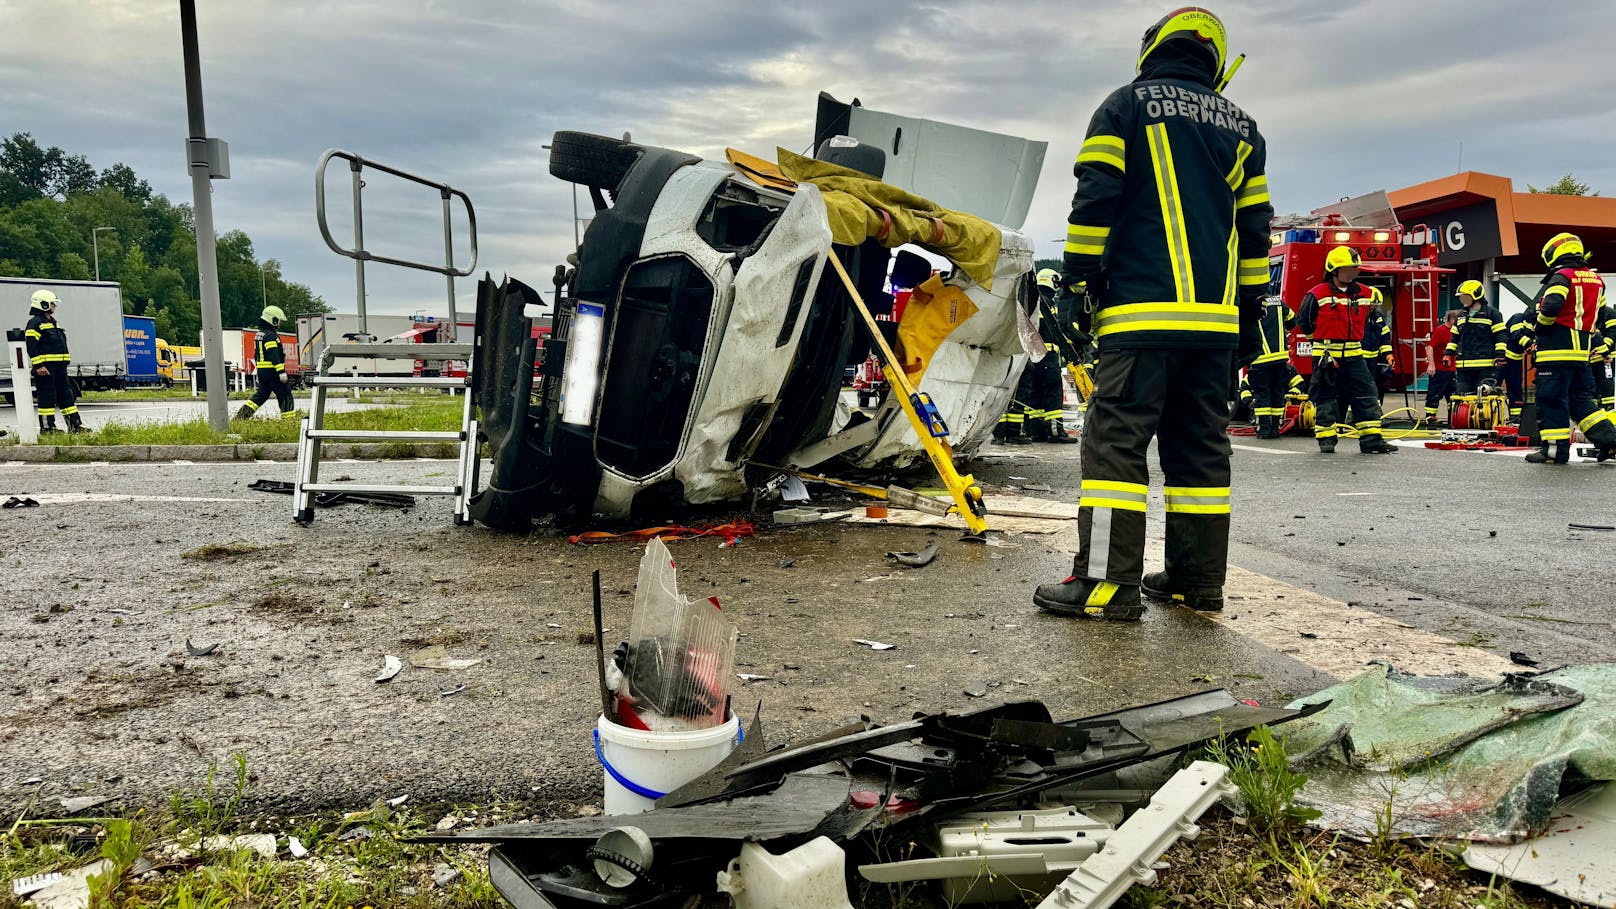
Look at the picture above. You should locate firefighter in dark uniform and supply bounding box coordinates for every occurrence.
[1500,309,1534,422]
[1297,247,1399,454]
[23,290,83,434]
[1247,296,1294,439]
[1446,280,1505,394]
[1528,233,1616,463]
[1597,296,1616,411]
[235,306,295,420]
[1024,268,1073,442]
[1033,7,1272,619]
[1362,304,1395,396]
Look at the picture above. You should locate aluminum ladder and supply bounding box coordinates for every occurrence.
[299,149,482,525]
[291,342,479,525]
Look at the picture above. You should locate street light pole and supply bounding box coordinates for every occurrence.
[92,226,115,282]
[180,0,229,432]
[260,264,268,308]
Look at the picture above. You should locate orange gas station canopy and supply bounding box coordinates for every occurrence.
[1388,171,1616,270]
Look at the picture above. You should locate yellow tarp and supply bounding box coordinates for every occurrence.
[897,275,979,381]
[775,148,1002,290]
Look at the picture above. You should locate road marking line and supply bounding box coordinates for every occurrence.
[1203,565,1514,680]
[1230,443,1301,455]
[172,460,195,465]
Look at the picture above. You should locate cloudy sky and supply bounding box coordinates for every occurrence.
[4,0,1615,319]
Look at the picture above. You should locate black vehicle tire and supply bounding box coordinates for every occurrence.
[548,131,641,191]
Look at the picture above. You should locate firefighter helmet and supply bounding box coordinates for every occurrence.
[1324,246,1361,274]
[261,305,287,327]
[1138,7,1228,81]
[1035,268,1059,289]
[29,289,60,311]
[1457,279,1485,303]
[1541,232,1584,268]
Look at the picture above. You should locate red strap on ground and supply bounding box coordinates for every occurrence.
[569,521,757,545]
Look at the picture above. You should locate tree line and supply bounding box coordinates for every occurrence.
[0,132,328,344]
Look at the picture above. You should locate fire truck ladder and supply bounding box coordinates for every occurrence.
[1406,265,1437,397]
[294,150,481,525]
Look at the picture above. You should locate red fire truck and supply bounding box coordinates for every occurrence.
[1268,219,1453,388]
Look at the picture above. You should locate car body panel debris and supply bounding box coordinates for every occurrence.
[1283,662,1616,841]
[26,859,109,909]
[12,871,64,898]
[852,639,895,651]
[430,692,1318,908]
[1035,761,1232,909]
[56,795,113,814]
[1462,781,1616,908]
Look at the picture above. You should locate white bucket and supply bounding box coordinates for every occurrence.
[594,714,741,815]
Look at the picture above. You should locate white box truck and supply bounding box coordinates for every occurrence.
[1,277,127,402]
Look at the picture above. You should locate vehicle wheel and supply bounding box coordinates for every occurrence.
[548,131,641,191]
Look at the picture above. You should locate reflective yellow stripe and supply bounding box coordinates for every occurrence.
[1081,496,1148,512]
[1082,480,1148,495]
[1253,351,1290,364]
[1086,581,1121,606]
[1222,223,1237,308]
[1224,141,1253,191]
[1541,427,1571,441]
[1238,257,1269,287]
[1095,302,1240,337]
[38,323,56,330]
[1146,122,1195,302]
[263,340,279,349]
[1065,223,1110,257]
[1456,359,1495,368]
[1579,412,1608,433]
[25,329,40,339]
[1076,134,1126,172]
[1165,486,1231,515]
[1535,349,1587,362]
[1236,174,1270,209]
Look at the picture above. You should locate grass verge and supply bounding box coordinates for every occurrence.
[38,400,463,447]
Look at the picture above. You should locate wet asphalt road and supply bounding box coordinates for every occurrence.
[0,434,1610,816]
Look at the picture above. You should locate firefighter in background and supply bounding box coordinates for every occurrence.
[1024,268,1075,442]
[1446,280,1505,394]
[1297,247,1398,454]
[1362,303,1395,396]
[1247,296,1294,439]
[1033,7,1273,619]
[1592,329,1614,412]
[1528,232,1616,463]
[1424,309,1460,423]
[23,290,83,434]
[236,306,296,420]
[1500,309,1535,421]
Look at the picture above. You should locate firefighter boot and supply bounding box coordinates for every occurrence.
[1033,576,1144,622]
[40,416,59,434]
[1141,571,1225,612]
[1318,437,1337,454]
[66,413,85,434]
[1525,441,1569,465]
[1360,438,1399,454]
[235,405,255,421]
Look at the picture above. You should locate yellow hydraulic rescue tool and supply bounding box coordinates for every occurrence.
[824,252,990,536]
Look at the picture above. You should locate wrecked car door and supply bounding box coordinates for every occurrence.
[814,92,1047,230]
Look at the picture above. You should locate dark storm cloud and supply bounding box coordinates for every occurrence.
[2,1,1613,316]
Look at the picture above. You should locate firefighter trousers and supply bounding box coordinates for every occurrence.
[1500,360,1525,419]
[1075,348,1233,591]
[1310,356,1384,448]
[1536,362,1616,446]
[1595,360,1615,410]
[1424,370,1455,418]
[247,370,294,415]
[1455,366,1495,396]
[1247,360,1290,435]
[1024,352,1064,440]
[33,362,77,419]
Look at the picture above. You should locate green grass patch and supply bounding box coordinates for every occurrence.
[44,400,463,447]
[77,388,268,403]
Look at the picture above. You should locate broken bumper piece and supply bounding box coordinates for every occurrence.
[426,691,1320,909]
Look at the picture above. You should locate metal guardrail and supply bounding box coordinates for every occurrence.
[314,149,479,338]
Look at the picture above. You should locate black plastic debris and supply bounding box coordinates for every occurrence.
[184,639,220,657]
[886,542,939,569]
[423,691,1323,909]
[3,496,40,508]
[249,478,414,510]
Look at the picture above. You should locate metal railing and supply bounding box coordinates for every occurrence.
[314,149,479,339]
